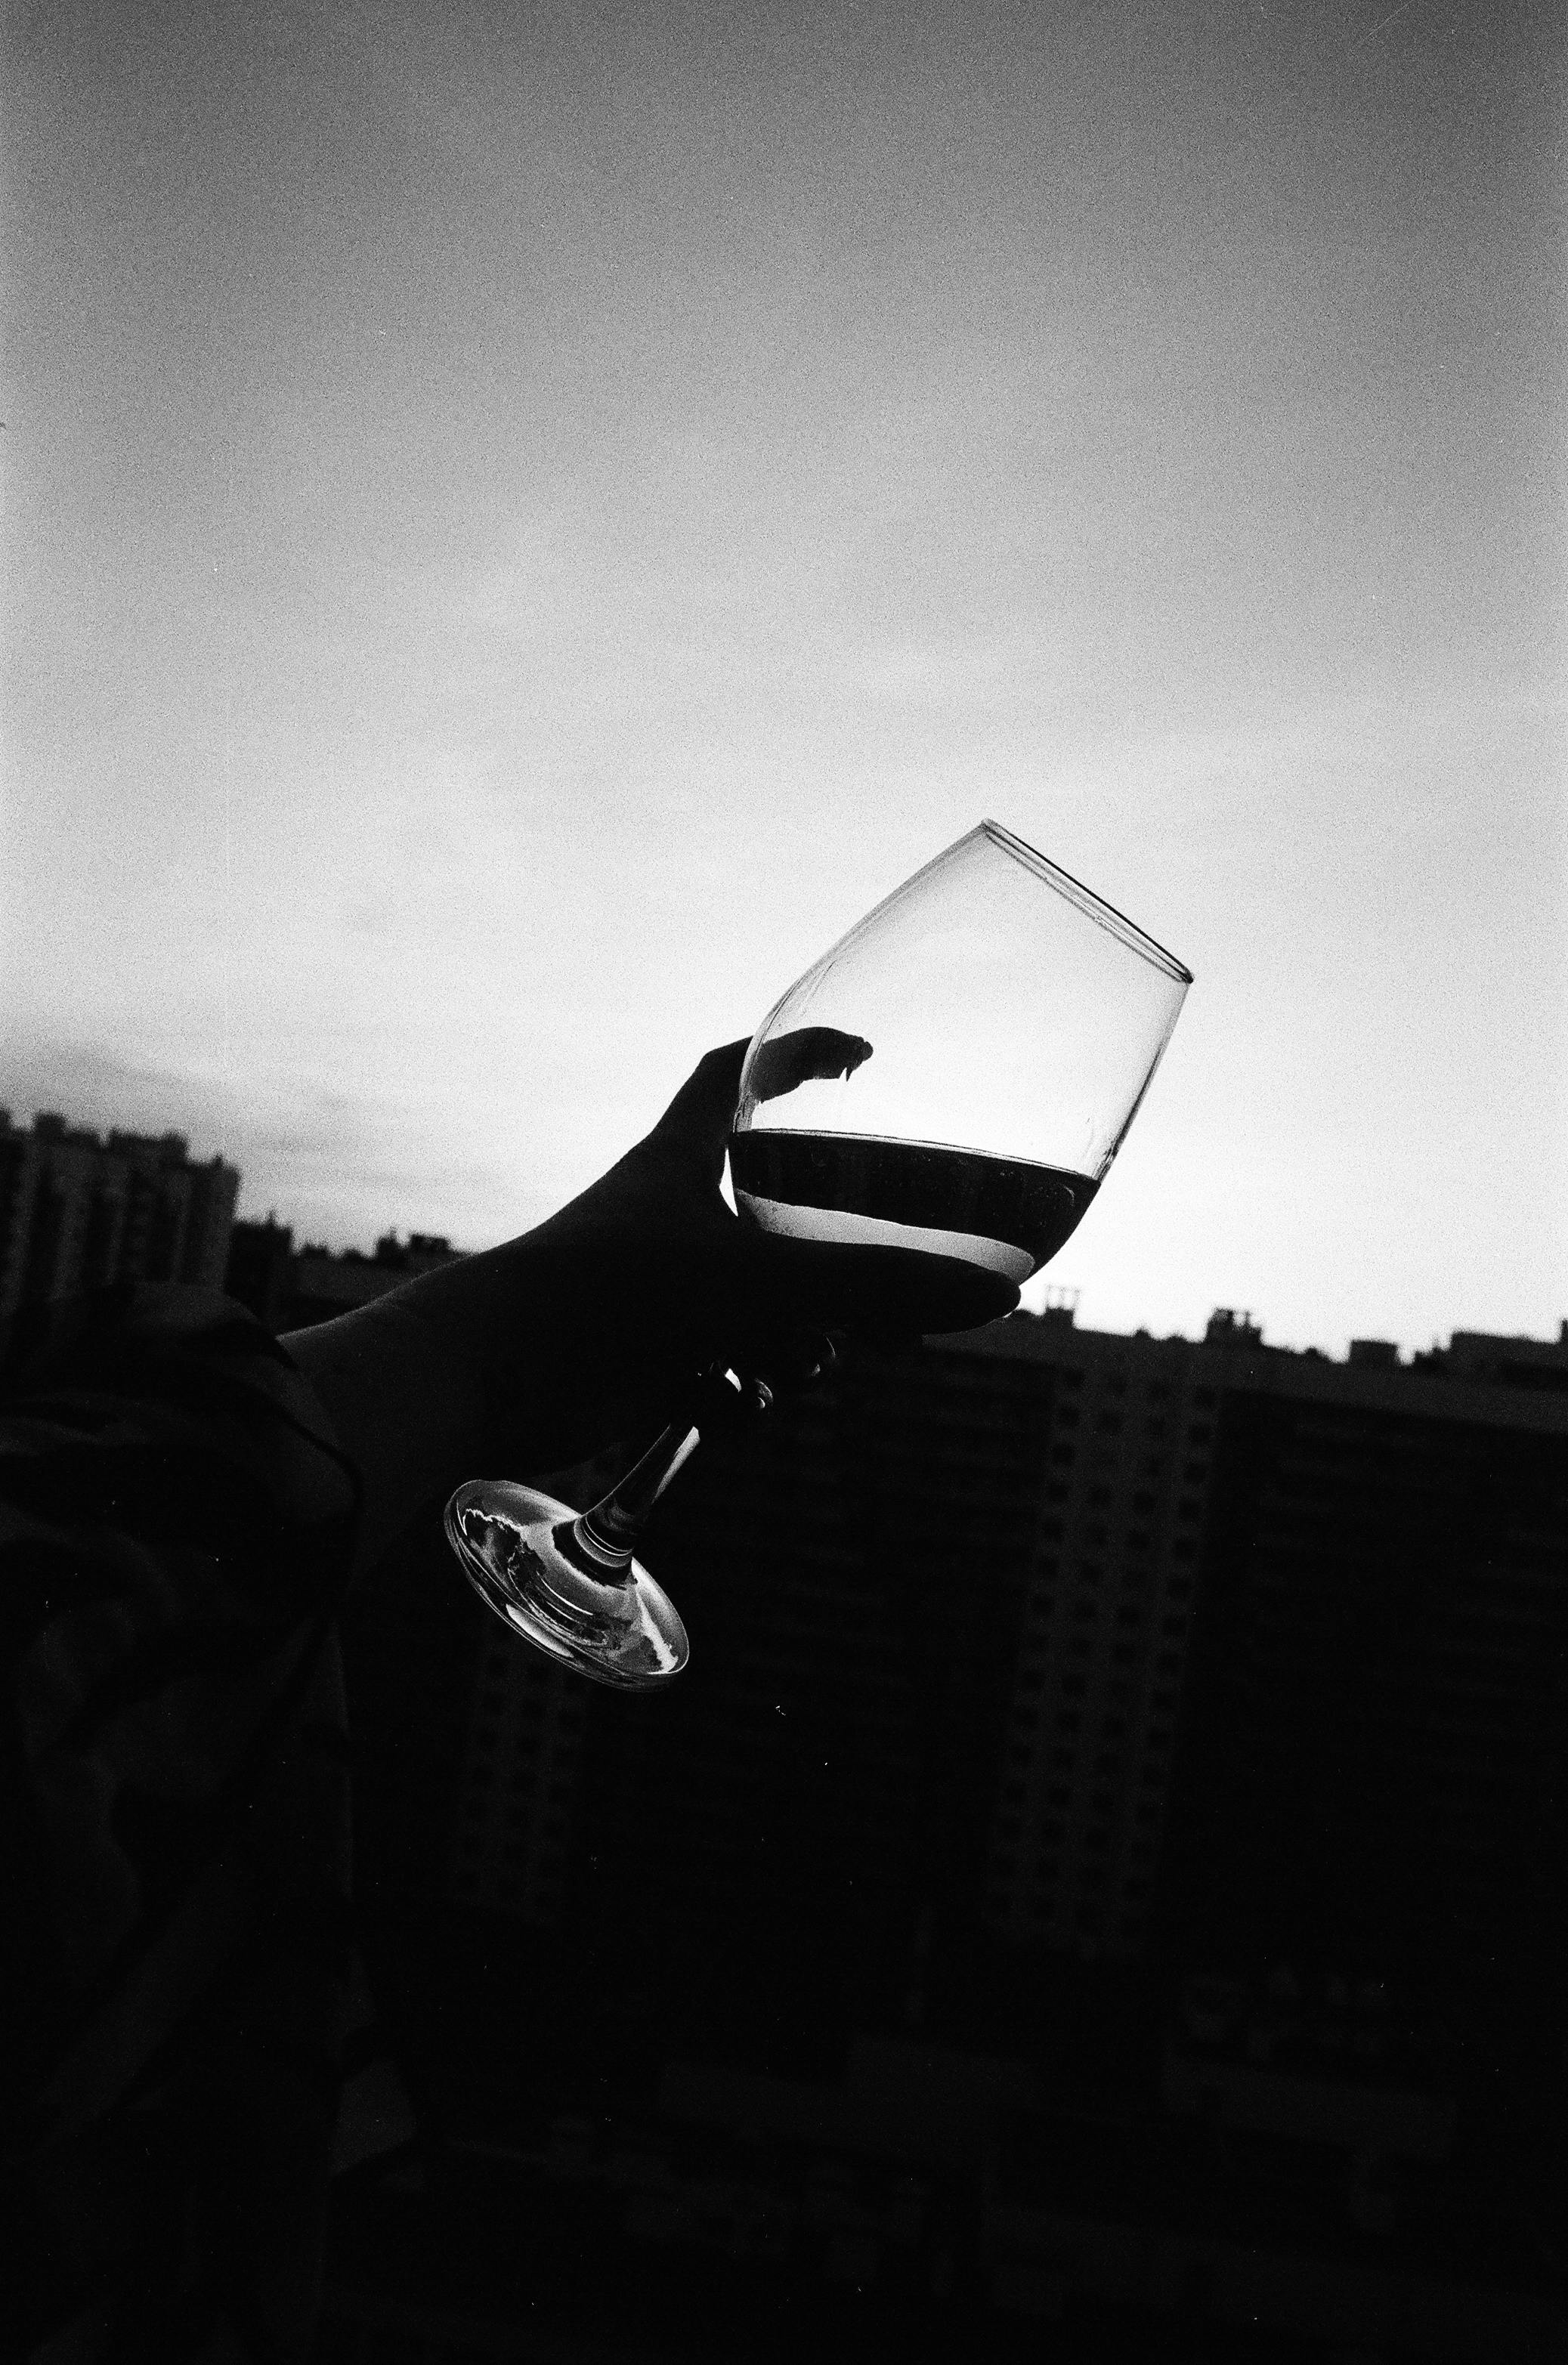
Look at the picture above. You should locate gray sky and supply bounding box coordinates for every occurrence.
[2,0,1563,1354]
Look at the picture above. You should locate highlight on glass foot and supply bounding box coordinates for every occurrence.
[445,1478,691,1692]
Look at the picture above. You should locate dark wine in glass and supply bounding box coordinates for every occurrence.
[727,1133,1098,1285]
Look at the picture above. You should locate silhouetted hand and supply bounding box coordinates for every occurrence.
[495,1031,1016,1468]
[287,1031,1017,1564]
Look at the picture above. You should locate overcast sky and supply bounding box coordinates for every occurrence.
[2,0,1563,1355]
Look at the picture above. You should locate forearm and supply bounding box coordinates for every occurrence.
[282,1241,537,1577]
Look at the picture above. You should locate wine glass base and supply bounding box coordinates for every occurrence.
[444,1479,690,1690]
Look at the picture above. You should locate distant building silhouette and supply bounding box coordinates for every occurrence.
[224,1217,462,1331]
[954,1309,1568,2005]
[221,1213,295,1330]
[0,1108,240,1315]
[0,1113,469,1337]
[1420,1322,1568,1393]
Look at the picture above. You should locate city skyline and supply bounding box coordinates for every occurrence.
[3,1093,1563,1364]
[3,2,1563,1364]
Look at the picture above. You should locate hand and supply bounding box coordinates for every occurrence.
[286,1031,1018,1566]
[494,1031,1016,1467]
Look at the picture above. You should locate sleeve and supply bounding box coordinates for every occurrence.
[1,1284,364,2364]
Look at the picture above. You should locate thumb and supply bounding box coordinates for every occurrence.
[647,1040,751,1189]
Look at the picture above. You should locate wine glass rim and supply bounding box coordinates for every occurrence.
[979,821,1194,985]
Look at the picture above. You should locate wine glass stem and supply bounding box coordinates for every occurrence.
[573,1418,703,1568]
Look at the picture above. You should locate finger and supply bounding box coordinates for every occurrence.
[647,1040,752,1186]
[748,1028,874,1105]
[684,1361,777,1435]
[722,1328,839,1402]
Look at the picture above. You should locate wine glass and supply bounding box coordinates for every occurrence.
[445,820,1191,1690]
